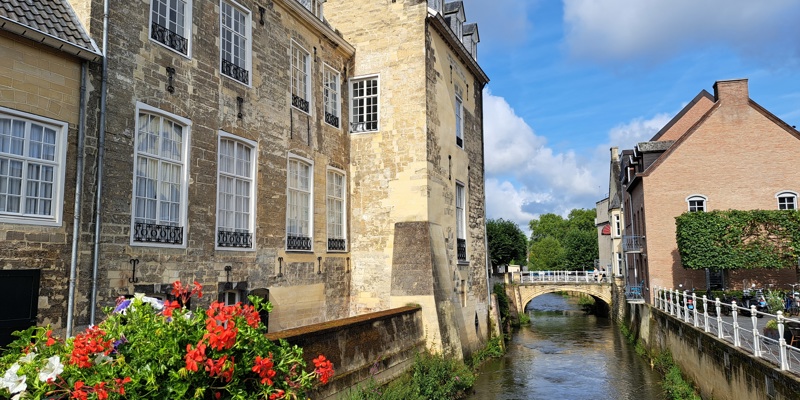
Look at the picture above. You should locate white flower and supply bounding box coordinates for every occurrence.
[141,296,164,310]
[38,355,63,383]
[94,354,112,365]
[18,352,36,364]
[1,363,27,394]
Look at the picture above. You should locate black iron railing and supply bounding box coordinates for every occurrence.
[222,59,249,85]
[325,112,339,128]
[328,238,346,251]
[457,238,467,262]
[287,234,312,251]
[133,222,183,245]
[292,94,309,112]
[151,22,188,54]
[217,230,253,248]
[623,235,645,253]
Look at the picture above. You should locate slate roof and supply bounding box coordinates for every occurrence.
[0,0,100,60]
[444,1,463,14]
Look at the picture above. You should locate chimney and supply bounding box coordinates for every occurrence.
[610,146,619,162]
[713,79,749,105]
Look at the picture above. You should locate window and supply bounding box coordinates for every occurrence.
[455,87,464,148]
[686,195,706,212]
[223,290,240,306]
[327,169,346,251]
[350,76,379,133]
[216,133,256,250]
[777,191,797,210]
[456,182,467,262]
[291,42,311,113]
[616,252,623,276]
[287,156,312,251]
[0,108,67,226]
[323,65,340,128]
[150,0,191,55]
[613,214,621,237]
[131,104,190,247]
[220,0,251,85]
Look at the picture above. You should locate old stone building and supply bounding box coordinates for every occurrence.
[619,79,800,302]
[324,0,490,358]
[0,0,101,346]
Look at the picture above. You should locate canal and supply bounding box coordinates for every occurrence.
[469,293,667,400]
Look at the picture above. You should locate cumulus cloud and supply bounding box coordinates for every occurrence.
[563,0,800,65]
[607,113,672,150]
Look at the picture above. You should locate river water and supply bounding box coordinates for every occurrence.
[469,293,666,400]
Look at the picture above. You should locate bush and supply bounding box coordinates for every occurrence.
[468,336,504,369]
[0,282,332,400]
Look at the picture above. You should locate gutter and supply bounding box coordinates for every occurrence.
[0,17,102,62]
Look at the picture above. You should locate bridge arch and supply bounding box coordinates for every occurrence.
[516,283,613,315]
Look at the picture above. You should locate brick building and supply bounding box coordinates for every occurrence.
[619,79,800,302]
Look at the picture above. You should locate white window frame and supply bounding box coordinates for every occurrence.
[291,41,312,114]
[616,252,623,276]
[455,86,464,148]
[456,181,467,263]
[223,290,240,306]
[349,74,380,133]
[776,191,798,210]
[215,132,257,251]
[686,194,707,213]
[613,214,621,237]
[286,154,314,252]
[149,0,192,57]
[130,103,191,248]
[326,167,346,252]
[323,64,341,128]
[0,107,68,226]
[220,0,252,86]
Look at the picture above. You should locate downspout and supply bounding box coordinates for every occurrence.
[90,0,110,325]
[66,62,89,337]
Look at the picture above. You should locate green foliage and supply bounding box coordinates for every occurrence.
[468,336,505,369]
[518,313,531,325]
[486,219,528,267]
[492,284,512,333]
[528,209,598,271]
[676,210,800,270]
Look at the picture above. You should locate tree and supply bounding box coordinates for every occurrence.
[529,236,564,270]
[529,213,568,242]
[486,219,528,267]
[527,208,599,271]
[562,229,598,270]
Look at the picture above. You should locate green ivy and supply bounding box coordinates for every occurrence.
[675,210,800,270]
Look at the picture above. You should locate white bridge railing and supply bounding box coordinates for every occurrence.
[654,287,800,376]
[517,270,611,284]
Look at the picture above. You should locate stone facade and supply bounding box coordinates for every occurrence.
[619,79,800,301]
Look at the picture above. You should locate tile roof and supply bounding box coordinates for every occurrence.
[0,0,100,58]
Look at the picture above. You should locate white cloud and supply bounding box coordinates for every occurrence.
[563,0,800,65]
[607,113,672,150]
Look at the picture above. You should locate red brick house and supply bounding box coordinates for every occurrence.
[620,79,800,301]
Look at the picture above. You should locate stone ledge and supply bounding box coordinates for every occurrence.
[265,305,421,340]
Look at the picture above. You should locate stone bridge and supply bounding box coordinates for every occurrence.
[509,271,614,315]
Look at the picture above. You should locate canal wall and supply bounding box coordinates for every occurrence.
[265,305,426,399]
[624,303,800,400]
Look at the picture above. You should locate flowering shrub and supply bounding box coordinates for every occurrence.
[0,281,333,399]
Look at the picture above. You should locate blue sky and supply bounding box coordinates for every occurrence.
[461,0,800,234]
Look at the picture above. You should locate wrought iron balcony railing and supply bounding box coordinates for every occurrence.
[292,94,309,112]
[151,22,188,54]
[623,235,645,253]
[221,59,249,85]
[217,230,253,248]
[133,222,183,245]
[325,112,339,128]
[328,238,346,251]
[287,234,312,251]
[457,238,467,262]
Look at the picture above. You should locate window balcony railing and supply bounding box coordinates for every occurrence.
[457,238,467,262]
[151,22,188,54]
[350,121,378,133]
[217,230,253,248]
[328,238,346,251]
[292,94,310,113]
[287,234,312,251]
[222,59,249,85]
[622,235,645,253]
[325,112,339,128]
[133,222,183,245]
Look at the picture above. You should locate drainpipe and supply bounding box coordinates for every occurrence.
[90,0,110,326]
[66,62,89,337]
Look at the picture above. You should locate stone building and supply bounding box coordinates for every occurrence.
[595,197,611,273]
[324,0,490,358]
[619,79,800,302]
[0,0,101,346]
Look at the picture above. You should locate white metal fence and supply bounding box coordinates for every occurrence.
[655,287,800,376]
[518,270,611,284]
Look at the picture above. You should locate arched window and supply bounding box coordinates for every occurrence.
[776,191,798,210]
[686,195,707,212]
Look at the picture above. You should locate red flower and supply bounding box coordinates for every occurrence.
[94,382,108,400]
[193,280,203,298]
[114,376,132,395]
[71,381,89,400]
[163,300,180,318]
[205,355,235,382]
[252,354,277,385]
[70,326,112,368]
[269,389,285,400]
[313,355,334,384]
[45,329,56,346]
[185,343,207,372]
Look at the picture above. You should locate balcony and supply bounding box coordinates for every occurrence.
[325,112,339,128]
[151,22,188,54]
[328,238,346,251]
[217,230,252,248]
[457,238,467,262]
[622,235,645,253]
[221,59,249,85]
[287,234,312,251]
[292,94,309,113]
[133,222,183,245]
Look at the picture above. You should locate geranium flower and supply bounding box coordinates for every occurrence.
[313,355,334,384]
[252,354,276,385]
[38,355,64,383]
[0,363,27,395]
[45,329,57,346]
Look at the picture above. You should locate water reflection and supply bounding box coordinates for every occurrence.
[469,293,665,400]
